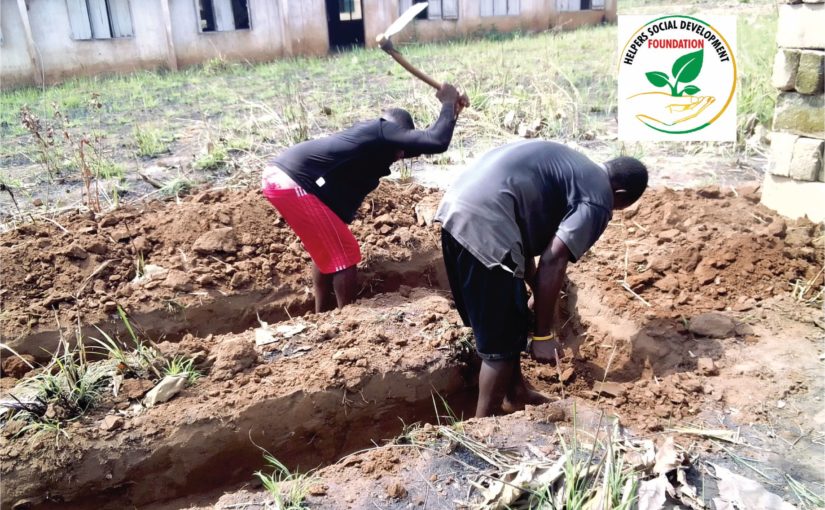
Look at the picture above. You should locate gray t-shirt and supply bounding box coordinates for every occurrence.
[435,140,613,277]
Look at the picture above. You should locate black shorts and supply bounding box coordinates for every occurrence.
[441,229,529,361]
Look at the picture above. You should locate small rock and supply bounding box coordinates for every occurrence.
[1,354,35,379]
[559,367,575,383]
[61,244,88,260]
[111,228,133,242]
[658,229,681,242]
[386,481,407,499]
[734,323,755,336]
[192,227,238,254]
[196,274,215,286]
[594,381,625,398]
[121,378,154,400]
[142,375,187,407]
[100,415,124,431]
[163,270,192,291]
[697,358,719,376]
[688,312,735,338]
[308,484,328,496]
[32,198,44,207]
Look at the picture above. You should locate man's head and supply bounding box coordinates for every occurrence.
[381,108,415,161]
[381,108,415,130]
[604,156,648,210]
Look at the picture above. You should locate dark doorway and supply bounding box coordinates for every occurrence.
[326,0,365,51]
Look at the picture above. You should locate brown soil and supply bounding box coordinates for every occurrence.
[0,182,444,360]
[1,182,823,509]
[1,290,475,509]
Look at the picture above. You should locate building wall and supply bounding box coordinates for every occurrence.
[27,0,169,84]
[0,0,615,89]
[0,1,34,88]
[761,0,825,222]
[364,0,616,46]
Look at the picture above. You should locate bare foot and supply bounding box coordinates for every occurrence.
[501,384,552,414]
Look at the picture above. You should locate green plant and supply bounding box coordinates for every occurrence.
[160,177,194,198]
[134,125,172,158]
[255,452,316,509]
[163,356,201,385]
[194,144,228,171]
[645,49,703,97]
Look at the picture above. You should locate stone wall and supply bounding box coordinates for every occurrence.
[762,0,825,222]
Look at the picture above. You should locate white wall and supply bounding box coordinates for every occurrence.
[0,1,36,88]
[25,0,169,83]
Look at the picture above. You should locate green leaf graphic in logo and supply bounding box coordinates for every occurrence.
[645,49,705,96]
[682,85,701,96]
[645,71,671,88]
[672,49,703,84]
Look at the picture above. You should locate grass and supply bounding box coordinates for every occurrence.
[255,452,317,509]
[1,2,778,215]
[163,356,201,385]
[134,125,173,158]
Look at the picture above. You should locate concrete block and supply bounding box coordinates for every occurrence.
[761,173,825,222]
[777,3,825,49]
[795,50,825,94]
[789,137,825,181]
[769,132,799,176]
[772,49,800,91]
[773,92,825,138]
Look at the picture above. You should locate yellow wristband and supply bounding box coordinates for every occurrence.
[531,334,556,342]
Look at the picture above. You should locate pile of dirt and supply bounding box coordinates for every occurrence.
[0,290,473,509]
[0,181,444,353]
[572,185,822,319]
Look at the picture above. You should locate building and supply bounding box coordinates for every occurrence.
[0,0,616,89]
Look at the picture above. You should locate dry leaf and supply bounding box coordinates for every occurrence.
[711,463,796,510]
[638,473,668,510]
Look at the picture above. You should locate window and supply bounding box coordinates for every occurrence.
[67,0,134,40]
[480,0,520,17]
[197,0,250,32]
[558,0,604,11]
[400,0,458,20]
[339,0,362,21]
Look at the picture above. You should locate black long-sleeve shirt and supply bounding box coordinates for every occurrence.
[273,103,457,223]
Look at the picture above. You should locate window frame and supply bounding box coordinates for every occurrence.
[194,0,253,34]
[480,0,520,18]
[66,0,135,41]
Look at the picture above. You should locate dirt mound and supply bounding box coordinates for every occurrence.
[0,182,444,355]
[0,290,473,509]
[571,185,822,319]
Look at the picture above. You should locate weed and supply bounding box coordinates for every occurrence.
[134,125,172,158]
[255,452,316,509]
[163,356,201,385]
[160,177,194,198]
[194,143,229,171]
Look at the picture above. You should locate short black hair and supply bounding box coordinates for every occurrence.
[381,108,415,130]
[605,156,648,205]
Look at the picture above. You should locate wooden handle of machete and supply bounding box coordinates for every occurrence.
[386,48,442,90]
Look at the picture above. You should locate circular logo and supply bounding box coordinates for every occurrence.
[619,15,737,136]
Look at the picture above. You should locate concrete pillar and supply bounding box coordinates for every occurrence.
[15,0,43,86]
[159,0,178,71]
[762,0,825,222]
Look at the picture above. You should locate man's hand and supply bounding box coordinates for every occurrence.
[530,338,562,364]
[436,83,460,105]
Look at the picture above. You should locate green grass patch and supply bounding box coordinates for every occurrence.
[134,124,173,158]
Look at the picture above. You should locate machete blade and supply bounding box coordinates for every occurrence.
[383,2,428,39]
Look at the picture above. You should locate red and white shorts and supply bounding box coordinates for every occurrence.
[262,165,361,274]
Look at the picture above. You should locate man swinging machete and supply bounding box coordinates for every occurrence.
[262,4,466,313]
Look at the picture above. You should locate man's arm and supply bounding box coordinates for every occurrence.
[530,236,571,363]
[380,84,461,155]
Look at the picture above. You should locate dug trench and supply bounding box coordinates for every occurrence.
[0,182,448,361]
[2,182,823,508]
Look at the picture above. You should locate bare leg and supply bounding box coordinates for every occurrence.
[332,266,357,309]
[503,361,551,413]
[476,359,517,418]
[312,265,336,313]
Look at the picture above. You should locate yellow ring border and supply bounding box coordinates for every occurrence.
[618,16,737,130]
